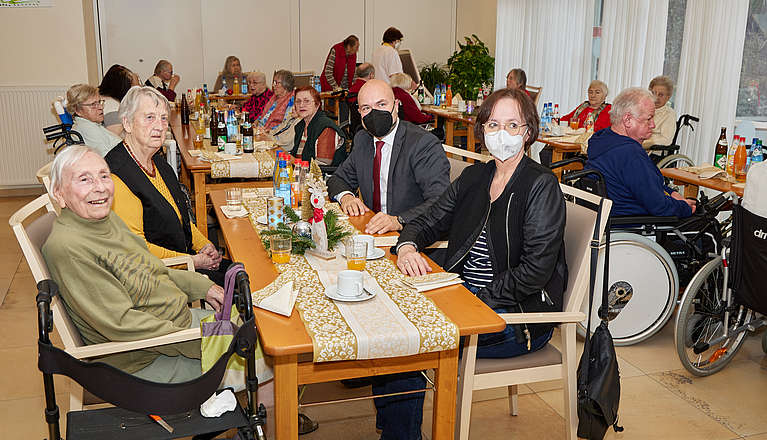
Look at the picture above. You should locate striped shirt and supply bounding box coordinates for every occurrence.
[463,226,494,289]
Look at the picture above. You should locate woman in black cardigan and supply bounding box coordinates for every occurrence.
[291,86,346,165]
[395,88,568,358]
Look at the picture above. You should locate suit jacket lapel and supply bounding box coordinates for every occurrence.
[386,122,406,207]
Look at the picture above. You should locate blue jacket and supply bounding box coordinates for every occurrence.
[586,128,692,218]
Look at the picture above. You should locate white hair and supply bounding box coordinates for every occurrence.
[118,86,170,126]
[389,73,413,90]
[49,145,103,193]
[609,87,654,126]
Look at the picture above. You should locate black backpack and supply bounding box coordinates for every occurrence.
[576,200,624,439]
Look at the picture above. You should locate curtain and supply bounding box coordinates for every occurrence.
[597,0,669,98]
[675,0,749,166]
[494,0,594,115]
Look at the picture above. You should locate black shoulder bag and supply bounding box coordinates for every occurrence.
[577,200,624,439]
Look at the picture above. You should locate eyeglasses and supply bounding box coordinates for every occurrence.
[81,99,105,108]
[483,121,528,135]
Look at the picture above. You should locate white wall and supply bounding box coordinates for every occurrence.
[456,0,497,56]
[97,0,470,92]
[0,0,89,86]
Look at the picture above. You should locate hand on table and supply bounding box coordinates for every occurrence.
[340,194,370,216]
[396,245,432,277]
[365,212,402,234]
[205,284,225,313]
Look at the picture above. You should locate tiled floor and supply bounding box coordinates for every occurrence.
[2,194,766,439]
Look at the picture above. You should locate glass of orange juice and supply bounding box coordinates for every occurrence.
[345,238,367,271]
[569,119,579,130]
[270,236,292,264]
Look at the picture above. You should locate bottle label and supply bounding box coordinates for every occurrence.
[714,154,726,170]
[243,135,253,152]
[217,135,227,146]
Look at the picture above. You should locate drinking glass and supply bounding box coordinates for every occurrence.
[193,133,204,149]
[270,236,292,264]
[569,119,579,130]
[225,187,242,207]
[345,238,367,271]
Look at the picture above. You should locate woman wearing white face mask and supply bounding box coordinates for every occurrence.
[395,88,568,358]
[371,27,404,85]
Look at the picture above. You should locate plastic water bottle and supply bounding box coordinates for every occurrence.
[433,85,441,106]
[275,159,292,206]
[53,99,73,125]
[752,140,764,164]
[241,76,248,94]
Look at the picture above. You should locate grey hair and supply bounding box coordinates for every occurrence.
[609,87,654,126]
[389,72,413,90]
[355,63,375,79]
[273,70,295,91]
[66,83,98,115]
[49,145,104,193]
[118,86,170,126]
[246,71,266,82]
[649,75,674,94]
[153,60,172,76]
[589,80,609,97]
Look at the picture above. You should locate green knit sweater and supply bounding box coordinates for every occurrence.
[42,208,214,373]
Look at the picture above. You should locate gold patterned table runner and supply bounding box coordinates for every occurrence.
[244,189,459,362]
[210,151,275,178]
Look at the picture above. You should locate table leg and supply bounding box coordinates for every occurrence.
[193,172,208,238]
[179,160,190,188]
[551,149,565,182]
[682,182,699,199]
[274,354,298,440]
[445,121,455,148]
[432,348,459,440]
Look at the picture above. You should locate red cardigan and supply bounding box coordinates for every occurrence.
[320,42,356,91]
[561,102,612,133]
[393,87,433,125]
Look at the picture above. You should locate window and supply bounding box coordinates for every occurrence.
[736,0,767,120]
[662,0,687,106]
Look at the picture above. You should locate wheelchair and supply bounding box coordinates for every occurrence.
[674,201,767,376]
[553,159,734,346]
[648,113,698,169]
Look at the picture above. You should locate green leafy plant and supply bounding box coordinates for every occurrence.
[447,34,495,100]
[260,207,351,255]
[418,62,450,94]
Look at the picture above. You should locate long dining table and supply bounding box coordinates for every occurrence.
[537,135,584,181]
[421,105,477,155]
[209,189,506,439]
[170,110,273,237]
[660,167,745,198]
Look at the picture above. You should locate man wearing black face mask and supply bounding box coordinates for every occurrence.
[328,79,450,236]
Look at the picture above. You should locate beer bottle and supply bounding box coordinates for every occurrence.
[210,109,218,146]
[713,127,727,170]
[180,93,190,125]
[217,111,227,150]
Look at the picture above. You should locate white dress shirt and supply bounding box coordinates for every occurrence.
[336,119,400,214]
[643,104,677,149]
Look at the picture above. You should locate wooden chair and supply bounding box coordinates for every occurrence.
[9,194,198,411]
[455,184,612,440]
[292,70,315,89]
[443,144,492,182]
[526,85,542,105]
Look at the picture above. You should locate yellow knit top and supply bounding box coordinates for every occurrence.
[111,171,210,259]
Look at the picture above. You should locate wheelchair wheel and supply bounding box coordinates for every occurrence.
[657,154,694,169]
[579,232,679,346]
[674,256,752,376]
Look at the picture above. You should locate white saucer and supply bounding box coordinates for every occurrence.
[337,244,386,260]
[324,284,376,302]
[256,215,267,225]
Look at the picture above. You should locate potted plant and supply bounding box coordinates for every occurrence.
[418,62,450,95]
[447,35,495,101]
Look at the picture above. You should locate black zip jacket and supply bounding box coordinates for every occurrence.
[397,156,567,339]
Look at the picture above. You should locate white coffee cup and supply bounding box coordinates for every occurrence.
[224,142,237,155]
[336,270,363,297]
[354,234,376,258]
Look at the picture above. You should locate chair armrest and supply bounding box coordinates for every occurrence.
[162,255,195,272]
[497,311,586,325]
[67,328,202,359]
[611,215,678,226]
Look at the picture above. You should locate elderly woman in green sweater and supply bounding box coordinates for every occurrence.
[41,145,224,382]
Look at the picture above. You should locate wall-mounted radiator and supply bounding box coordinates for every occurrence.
[0,86,67,187]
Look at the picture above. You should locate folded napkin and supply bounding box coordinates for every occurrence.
[403,272,460,287]
[699,168,727,180]
[220,205,248,218]
[253,278,297,317]
[399,278,464,292]
[374,235,398,248]
[200,389,237,418]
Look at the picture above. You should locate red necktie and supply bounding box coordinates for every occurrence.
[372,140,384,212]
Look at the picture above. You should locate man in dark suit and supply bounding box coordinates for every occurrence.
[327,79,449,440]
[328,79,450,236]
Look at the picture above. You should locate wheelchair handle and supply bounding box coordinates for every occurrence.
[549,155,587,171]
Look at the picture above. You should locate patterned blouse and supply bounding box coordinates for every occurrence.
[242,88,275,122]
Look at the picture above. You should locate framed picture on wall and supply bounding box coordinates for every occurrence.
[398,49,421,84]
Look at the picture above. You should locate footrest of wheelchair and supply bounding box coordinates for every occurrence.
[66,404,248,439]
